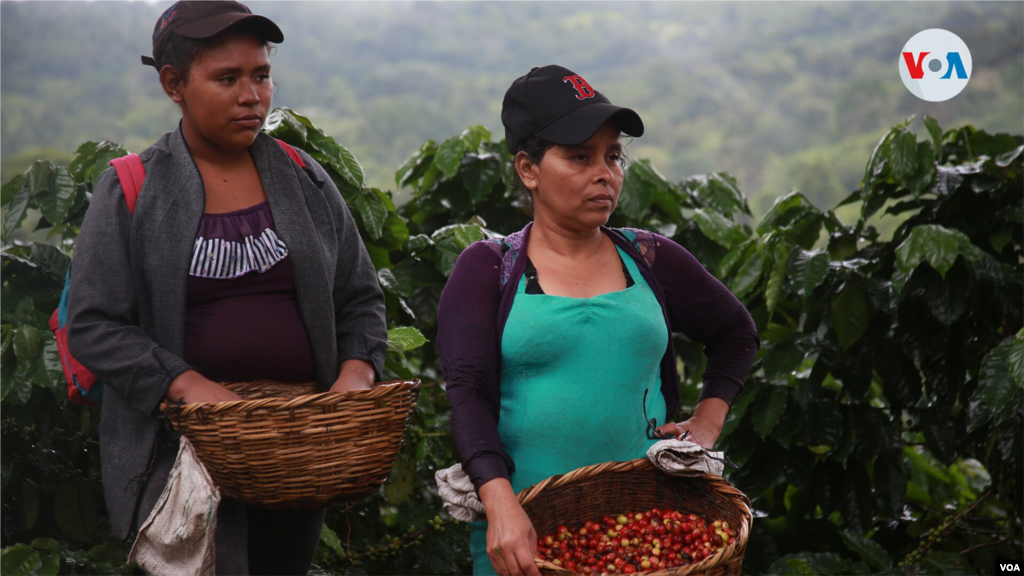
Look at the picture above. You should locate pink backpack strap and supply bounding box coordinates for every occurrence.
[274,139,306,168]
[109,154,145,215]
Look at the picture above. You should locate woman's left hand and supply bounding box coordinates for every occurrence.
[329,359,376,394]
[655,397,730,449]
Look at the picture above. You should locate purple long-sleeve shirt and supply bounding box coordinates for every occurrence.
[437,223,759,491]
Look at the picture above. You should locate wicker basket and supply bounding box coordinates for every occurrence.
[162,379,420,509]
[517,459,752,576]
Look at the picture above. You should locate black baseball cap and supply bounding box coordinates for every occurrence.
[142,1,284,68]
[501,65,644,153]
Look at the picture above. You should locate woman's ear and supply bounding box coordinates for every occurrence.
[159,65,185,103]
[515,151,540,193]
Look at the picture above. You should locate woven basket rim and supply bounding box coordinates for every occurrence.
[160,378,421,416]
[518,458,753,576]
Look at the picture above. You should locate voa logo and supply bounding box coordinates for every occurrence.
[899,28,972,102]
[1000,561,1022,572]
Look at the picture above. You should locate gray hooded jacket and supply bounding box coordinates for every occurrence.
[67,128,387,539]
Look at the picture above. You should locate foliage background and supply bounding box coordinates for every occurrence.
[1,108,1022,574]
[2,2,1023,575]
[2,1,1022,217]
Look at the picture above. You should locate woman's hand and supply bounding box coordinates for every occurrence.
[655,397,730,449]
[165,370,242,404]
[479,478,541,576]
[329,359,376,395]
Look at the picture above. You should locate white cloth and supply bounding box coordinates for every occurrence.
[435,441,727,522]
[435,463,486,522]
[646,439,726,477]
[128,437,221,576]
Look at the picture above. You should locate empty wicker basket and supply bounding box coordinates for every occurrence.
[163,379,420,509]
[518,459,752,576]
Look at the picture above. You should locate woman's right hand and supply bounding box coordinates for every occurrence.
[479,478,541,576]
[164,370,242,404]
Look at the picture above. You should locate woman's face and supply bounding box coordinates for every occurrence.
[520,122,625,232]
[169,31,272,151]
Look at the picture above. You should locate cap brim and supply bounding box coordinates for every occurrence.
[175,13,284,43]
[533,103,644,147]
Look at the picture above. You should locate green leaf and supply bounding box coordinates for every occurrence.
[37,554,59,576]
[976,337,1017,409]
[1,324,13,371]
[693,208,743,248]
[832,282,872,350]
[3,176,30,243]
[888,129,919,181]
[862,130,893,185]
[54,481,98,542]
[418,163,440,196]
[387,326,428,354]
[923,115,943,154]
[1,173,21,206]
[1,544,40,576]
[895,225,960,279]
[690,172,747,217]
[800,250,830,298]
[460,125,491,151]
[431,224,487,276]
[720,383,759,438]
[404,234,433,252]
[768,552,866,575]
[839,531,892,570]
[29,243,71,280]
[88,142,127,187]
[395,140,438,188]
[757,191,817,235]
[731,251,764,299]
[752,386,788,438]
[995,144,1024,168]
[29,538,60,554]
[461,154,501,203]
[618,161,656,220]
[433,135,466,179]
[68,141,100,182]
[765,248,791,314]
[350,189,388,241]
[12,325,44,369]
[42,340,63,390]
[320,524,346,558]
[37,166,77,226]
[906,142,937,197]
[266,108,365,189]
[383,452,416,505]
[1010,330,1024,388]
[716,239,754,279]
[990,225,1014,252]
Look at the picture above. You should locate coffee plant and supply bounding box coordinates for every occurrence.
[2,109,1020,575]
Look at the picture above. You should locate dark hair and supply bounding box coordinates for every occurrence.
[510,136,553,218]
[156,24,271,86]
[510,133,630,218]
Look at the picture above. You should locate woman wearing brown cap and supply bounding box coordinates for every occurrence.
[66,2,387,573]
[437,65,759,575]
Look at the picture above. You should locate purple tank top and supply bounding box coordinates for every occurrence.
[184,201,316,383]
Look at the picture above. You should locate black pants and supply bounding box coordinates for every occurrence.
[134,436,325,575]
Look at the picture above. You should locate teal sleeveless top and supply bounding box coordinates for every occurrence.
[469,245,668,574]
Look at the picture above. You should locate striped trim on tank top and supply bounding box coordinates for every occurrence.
[189,228,289,279]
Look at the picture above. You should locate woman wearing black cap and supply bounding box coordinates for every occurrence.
[66,2,387,573]
[436,65,759,575]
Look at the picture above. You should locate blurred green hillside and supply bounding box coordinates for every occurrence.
[2,1,1021,216]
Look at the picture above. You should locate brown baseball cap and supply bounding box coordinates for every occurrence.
[142,1,284,68]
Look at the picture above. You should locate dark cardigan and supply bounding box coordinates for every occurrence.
[67,129,388,538]
[437,222,760,491]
